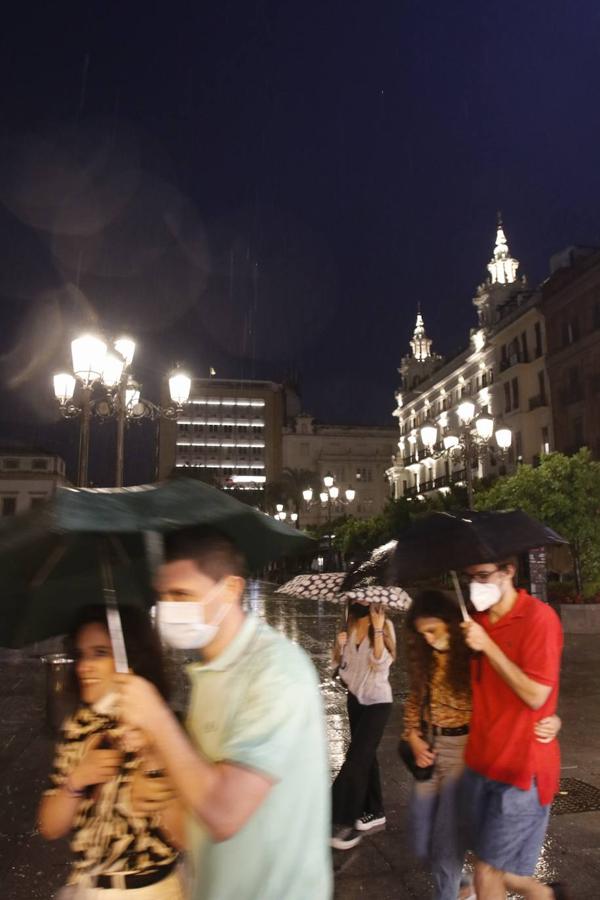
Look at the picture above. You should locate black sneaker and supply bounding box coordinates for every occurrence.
[354,812,386,831]
[330,825,362,850]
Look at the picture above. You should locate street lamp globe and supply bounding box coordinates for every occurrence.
[169,370,192,405]
[114,337,136,367]
[53,372,76,404]
[302,488,313,503]
[329,485,340,500]
[475,415,494,442]
[495,426,512,450]
[102,351,125,388]
[457,400,476,426]
[279,511,287,521]
[345,487,356,502]
[420,422,438,450]
[71,334,107,386]
[290,512,298,523]
[443,433,459,450]
[319,491,328,504]
[323,473,334,489]
[276,504,284,513]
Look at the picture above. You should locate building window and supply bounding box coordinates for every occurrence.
[32,458,49,470]
[1,497,16,516]
[521,331,529,363]
[511,377,520,409]
[3,459,19,470]
[504,382,511,413]
[562,318,580,347]
[30,497,46,509]
[573,417,584,449]
[534,322,543,357]
[515,431,523,462]
[542,426,550,455]
[538,371,546,403]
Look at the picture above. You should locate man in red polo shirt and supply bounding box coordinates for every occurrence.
[461,558,568,899]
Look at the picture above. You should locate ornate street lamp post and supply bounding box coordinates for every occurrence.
[54,333,191,487]
[419,401,512,507]
[302,472,356,566]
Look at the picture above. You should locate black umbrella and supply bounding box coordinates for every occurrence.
[386,509,566,587]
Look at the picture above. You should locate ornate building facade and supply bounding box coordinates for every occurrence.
[387,220,554,500]
[283,414,397,525]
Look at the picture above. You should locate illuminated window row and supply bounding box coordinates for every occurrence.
[176,441,265,448]
[177,420,265,427]
[175,462,266,470]
[191,399,266,408]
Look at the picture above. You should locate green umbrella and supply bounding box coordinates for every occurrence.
[0,479,314,649]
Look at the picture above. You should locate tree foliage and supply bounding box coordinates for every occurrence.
[332,485,468,557]
[475,449,600,591]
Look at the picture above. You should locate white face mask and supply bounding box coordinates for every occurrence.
[157,581,231,650]
[469,581,502,612]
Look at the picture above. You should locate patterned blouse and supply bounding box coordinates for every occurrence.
[402,650,472,738]
[45,705,178,883]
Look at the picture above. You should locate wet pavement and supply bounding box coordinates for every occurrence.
[1,583,599,898]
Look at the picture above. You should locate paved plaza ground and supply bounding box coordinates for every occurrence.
[0,587,599,898]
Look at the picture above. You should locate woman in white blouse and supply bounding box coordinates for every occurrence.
[330,600,396,850]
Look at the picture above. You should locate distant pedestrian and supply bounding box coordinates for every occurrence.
[38,605,185,898]
[331,600,396,850]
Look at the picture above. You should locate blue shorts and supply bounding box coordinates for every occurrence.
[462,767,551,876]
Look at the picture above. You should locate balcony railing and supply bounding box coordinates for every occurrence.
[500,351,529,372]
[528,394,548,411]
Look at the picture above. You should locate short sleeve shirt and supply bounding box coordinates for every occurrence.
[465,590,563,805]
[185,614,332,900]
[45,706,178,883]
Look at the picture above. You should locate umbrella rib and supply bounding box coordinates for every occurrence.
[29,542,69,588]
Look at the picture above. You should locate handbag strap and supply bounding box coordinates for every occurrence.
[420,682,436,750]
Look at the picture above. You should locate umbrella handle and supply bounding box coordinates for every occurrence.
[450,571,470,622]
[100,545,129,674]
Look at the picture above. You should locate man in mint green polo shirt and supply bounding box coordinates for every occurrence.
[116,527,332,900]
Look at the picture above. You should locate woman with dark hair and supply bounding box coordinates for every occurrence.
[38,605,185,898]
[330,600,396,851]
[404,590,473,900]
[404,590,561,900]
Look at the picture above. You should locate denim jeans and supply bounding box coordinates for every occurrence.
[409,733,469,900]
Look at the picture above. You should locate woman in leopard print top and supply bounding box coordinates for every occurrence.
[38,606,186,898]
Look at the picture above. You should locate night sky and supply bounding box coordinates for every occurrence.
[0,1,599,482]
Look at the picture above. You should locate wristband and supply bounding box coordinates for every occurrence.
[64,775,85,798]
[374,629,384,635]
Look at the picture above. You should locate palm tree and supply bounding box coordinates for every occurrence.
[279,467,321,515]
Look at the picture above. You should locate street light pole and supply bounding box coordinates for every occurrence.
[463,430,475,508]
[115,373,127,488]
[78,387,92,488]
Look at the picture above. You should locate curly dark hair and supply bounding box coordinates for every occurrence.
[405,590,471,701]
[65,604,171,702]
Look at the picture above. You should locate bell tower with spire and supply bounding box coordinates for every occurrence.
[399,307,442,391]
[473,214,525,326]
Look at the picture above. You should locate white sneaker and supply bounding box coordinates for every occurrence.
[354,812,387,831]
